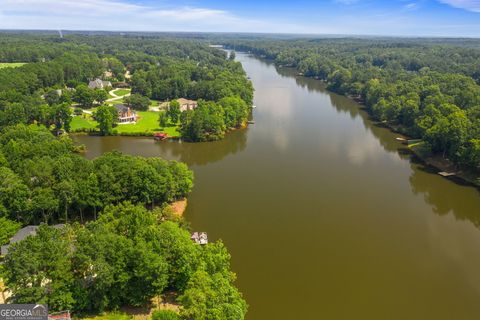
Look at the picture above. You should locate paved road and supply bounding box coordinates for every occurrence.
[106,88,131,102]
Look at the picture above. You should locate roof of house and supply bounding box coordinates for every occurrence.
[1,224,65,256]
[88,78,112,89]
[114,104,129,113]
[177,98,197,105]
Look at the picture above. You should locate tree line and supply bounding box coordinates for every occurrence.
[224,38,480,174]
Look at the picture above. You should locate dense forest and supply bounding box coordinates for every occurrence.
[0,33,250,319]
[0,124,246,319]
[0,34,253,141]
[223,38,480,177]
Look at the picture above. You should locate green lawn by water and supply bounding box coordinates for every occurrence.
[70,111,180,137]
[0,62,26,69]
[70,116,97,131]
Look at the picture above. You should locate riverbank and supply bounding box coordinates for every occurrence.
[70,111,181,138]
[168,199,188,216]
[238,50,479,187]
[71,113,251,140]
[288,72,480,188]
[408,141,480,187]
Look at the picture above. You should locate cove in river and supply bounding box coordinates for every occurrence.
[75,52,480,320]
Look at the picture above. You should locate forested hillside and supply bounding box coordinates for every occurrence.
[225,38,480,177]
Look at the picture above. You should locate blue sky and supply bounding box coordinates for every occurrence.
[0,0,479,36]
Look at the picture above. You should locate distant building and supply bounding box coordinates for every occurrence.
[88,78,112,90]
[114,104,137,123]
[103,70,113,78]
[191,232,208,245]
[1,224,65,256]
[177,98,198,112]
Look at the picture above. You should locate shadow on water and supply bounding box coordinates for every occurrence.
[274,59,480,230]
[409,158,480,226]
[162,129,248,166]
[74,127,247,167]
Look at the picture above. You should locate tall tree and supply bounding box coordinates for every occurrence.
[95,105,118,135]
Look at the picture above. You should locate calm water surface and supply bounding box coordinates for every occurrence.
[76,53,480,320]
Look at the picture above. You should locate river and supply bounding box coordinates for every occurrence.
[75,52,480,320]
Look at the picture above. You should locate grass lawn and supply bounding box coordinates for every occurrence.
[113,88,131,96]
[0,62,26,69]
[70,115,97,131]
[108,99,125,105]
[150,99,161,107]
[116,111,181,137]
[70,110,181,137]
[79,312,132,320]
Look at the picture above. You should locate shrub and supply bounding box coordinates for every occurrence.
[151,310,180,320]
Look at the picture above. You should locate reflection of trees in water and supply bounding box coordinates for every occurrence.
[160,129,247,166]
[409,159,480,228]
[273,61,480,226]
[277,66,404,155]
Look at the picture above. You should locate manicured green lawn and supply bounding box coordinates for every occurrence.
[0,62,26,69]
[70,110,181,137]
[113,88,131,96]
[115,111,181,137]
[70,115,97,131]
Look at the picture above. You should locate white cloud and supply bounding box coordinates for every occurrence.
[0,0,479,35]
[0,0,285,32]
[437,0,480,12]
[404,2,420,10]
[334,0,361,4]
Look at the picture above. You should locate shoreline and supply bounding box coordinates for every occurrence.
[70,118,250,139]
[288,68,480,188]
[168,198,188,216]
[408,143,480,188]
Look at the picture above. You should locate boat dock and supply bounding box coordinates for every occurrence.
[191,232,208,245]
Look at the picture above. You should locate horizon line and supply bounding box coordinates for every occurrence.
[0,28,479,39]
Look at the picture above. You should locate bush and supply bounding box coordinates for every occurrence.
[151,310,180,320]
[74,107,83,116]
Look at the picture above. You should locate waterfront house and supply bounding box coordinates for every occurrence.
[88,78,112,90]
[115,104,137,124]
[1,224,65,256]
